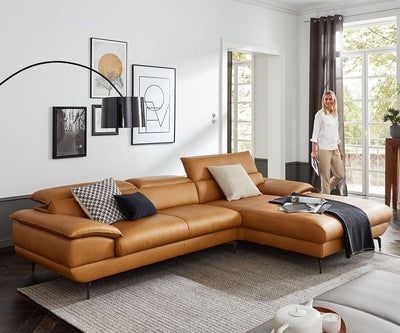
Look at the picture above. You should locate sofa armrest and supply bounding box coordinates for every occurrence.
[257,178,315,196]
[10,209,122,239]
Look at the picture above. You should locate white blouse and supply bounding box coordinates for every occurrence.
[310,109,341,150]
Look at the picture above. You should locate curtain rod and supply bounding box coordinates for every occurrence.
[303,7,400,23]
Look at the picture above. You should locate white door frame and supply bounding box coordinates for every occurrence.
[219,39,286,178]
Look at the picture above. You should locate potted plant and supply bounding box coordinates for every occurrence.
[383,107,400,138]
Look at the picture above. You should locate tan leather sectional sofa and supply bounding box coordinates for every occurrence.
[11,152,393,292]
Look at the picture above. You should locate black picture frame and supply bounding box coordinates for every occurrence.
[131,64,176,145]
[52,107,87,159]
[90,37,127,98]
[91,104,119,136]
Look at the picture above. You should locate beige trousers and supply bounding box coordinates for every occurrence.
[318,149,345,194]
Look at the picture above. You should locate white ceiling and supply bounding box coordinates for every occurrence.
[280,0,366,9]
[248,0,391,12]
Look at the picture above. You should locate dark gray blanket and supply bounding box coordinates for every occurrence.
[270,193,375,258]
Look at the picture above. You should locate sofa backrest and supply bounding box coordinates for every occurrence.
[31,180,138,217]
[125,176,199,210]
[180,151,264,203]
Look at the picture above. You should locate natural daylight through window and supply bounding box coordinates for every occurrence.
[343,17,397,196]
[230,51,254,154]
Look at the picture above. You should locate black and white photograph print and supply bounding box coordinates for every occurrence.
[131,64,176,145]
[92,104,118,136]
[90,37,127,98]
[53,107,87,159]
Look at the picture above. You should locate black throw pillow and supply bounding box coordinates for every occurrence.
[114,192,157,220]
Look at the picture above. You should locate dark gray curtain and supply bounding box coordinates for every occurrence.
[227,51,233,153]
[309,14,347,196]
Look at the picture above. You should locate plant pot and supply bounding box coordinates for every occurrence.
[390,125,400,138]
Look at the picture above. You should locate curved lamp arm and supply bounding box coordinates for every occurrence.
[0,60,141,128]
[0,60,124,97]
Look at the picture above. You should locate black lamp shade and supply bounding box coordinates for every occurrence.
[101,96,142,128]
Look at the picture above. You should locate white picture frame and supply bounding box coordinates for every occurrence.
[91,104,118,136]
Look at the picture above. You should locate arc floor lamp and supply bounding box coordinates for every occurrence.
[0,60,142,128]
[1,61,144,299]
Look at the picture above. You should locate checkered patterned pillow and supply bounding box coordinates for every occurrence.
[71,178,125,224]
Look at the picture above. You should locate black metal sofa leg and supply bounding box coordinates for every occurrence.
[375,237,382,251]
[86,282,92,300]
[229,241,238,253]
[317,236,382,275]
[30,262,92,300]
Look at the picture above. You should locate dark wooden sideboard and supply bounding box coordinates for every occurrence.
[385,138,400,209]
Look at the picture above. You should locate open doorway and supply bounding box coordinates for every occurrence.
[221,41,285,178]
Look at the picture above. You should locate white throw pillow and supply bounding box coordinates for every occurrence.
[207,164,262,201]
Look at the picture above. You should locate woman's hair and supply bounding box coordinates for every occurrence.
[321,90,337,116]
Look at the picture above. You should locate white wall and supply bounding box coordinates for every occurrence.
[254,53,268,159]
[253,52,287,178]
[0,0,298,197]
[296,0,400,163]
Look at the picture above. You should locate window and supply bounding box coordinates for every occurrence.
[343,18,397,196]
[230,51,254,154]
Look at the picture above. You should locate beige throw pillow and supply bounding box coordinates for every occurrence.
[207,164,262,201]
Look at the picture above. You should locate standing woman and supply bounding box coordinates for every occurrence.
[310,90,345,194]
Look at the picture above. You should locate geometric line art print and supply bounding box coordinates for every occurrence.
[138,76,171,134]
[145,84,167,127]
[132,64,176,145]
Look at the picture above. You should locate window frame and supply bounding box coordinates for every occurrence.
[231,53,255,154]
[342,19,397,196]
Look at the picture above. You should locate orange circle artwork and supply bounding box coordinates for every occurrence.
[98,53,122,77]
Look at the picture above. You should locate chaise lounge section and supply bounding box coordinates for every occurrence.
[181,152,392,263]
[10,152,393,297]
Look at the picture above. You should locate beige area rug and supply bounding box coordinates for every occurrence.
[19,243,400,333]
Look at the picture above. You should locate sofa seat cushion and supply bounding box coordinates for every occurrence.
[309,193,393,227]
[113,214,189,256]
[159,204,241,238]
[209,194,391,244]
[206,195,337,244]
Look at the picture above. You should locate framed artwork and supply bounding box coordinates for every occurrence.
[53,107,87,159]
[91,104,118,136]
[90,37,127,98]
[131,64,176,145]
